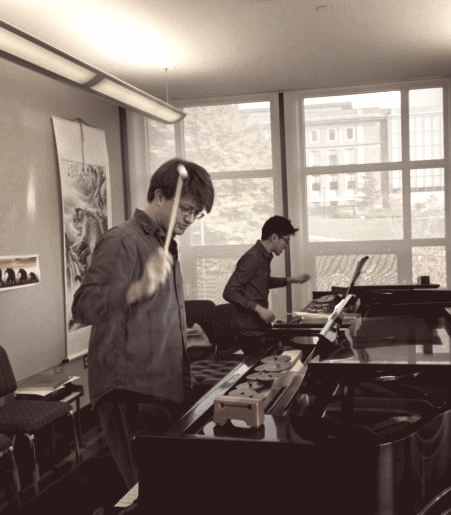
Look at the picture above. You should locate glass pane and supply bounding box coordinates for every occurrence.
[191,257,240,304]
[410,168,445,239]
[315,254,398,291]
[409,88,444,160]
[412,246,446,287]
[183,102,272,172]
[304,91,401,166]
[147,118,176,174]
[185,177,275,246]
[307,170,403,241]
[190,257,278,306]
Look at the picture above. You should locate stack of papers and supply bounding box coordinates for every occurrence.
[16,373,78,396]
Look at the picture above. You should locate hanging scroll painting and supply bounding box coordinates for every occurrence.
[52,116,112,361]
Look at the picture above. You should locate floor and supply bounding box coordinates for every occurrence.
[0,407,126,515]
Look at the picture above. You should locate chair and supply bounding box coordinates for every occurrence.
[0,346,80,497]
[185,300,216,343]
[0,432,21,506]
[213,303,241,359]
[185,300,216,361]
[190,303,242,397]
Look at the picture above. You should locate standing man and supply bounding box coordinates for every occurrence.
[72,158,214,491]
[223,215,310,355]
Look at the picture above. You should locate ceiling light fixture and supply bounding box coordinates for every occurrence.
[315,4,333,12]
[0,20,185,124]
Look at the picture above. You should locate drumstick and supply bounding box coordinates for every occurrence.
[164,164,188,252]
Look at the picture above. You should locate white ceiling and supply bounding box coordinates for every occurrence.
[1,0,451,103]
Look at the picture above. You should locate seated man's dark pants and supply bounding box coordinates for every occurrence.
[235,330,271,356]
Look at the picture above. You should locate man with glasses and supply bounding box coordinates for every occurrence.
[72,158,214,499]
[223,215,310,356]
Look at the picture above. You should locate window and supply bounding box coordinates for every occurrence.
[148,97,283,308]
[130,82,449,317]
[285,83,448,309]
[329,174,338,191]
[311,176,321,192]
[327,150,338,166]
[409,88,444,161]
[344,147,356,164]
[131,96,286,312]
[309,150,320,167]
[328,128,337,142]
[304,92,402,166]
[346,174,356,191]
[310,129,319,143]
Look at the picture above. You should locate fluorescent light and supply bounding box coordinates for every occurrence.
[0,20,185,123]
[90,77,185,124]
[0,26,96,84]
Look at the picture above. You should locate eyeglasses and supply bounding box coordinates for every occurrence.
[178,203,205,220]
[279,235,291,245]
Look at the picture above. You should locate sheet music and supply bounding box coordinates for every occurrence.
[115,482,138,507]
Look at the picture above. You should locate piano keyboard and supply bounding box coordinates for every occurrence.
[115,482,138,508]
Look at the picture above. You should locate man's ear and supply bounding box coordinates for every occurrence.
[154,188,165,205]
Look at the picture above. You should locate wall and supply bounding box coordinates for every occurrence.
[0,59,125,404]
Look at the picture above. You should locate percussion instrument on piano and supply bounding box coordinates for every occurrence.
[213,348,305,428]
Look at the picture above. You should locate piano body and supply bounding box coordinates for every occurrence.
[132,286,451,515]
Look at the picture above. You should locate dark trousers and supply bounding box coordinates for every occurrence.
[235,330,271,356]
[95,390,184,490]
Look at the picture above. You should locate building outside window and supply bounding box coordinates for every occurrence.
[285,84,447,307]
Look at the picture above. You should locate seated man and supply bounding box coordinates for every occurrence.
[223,215,310,355]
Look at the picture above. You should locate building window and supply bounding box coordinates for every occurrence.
[345,127,355,140]
[327,150,338,166]
[329,174,338,191]
[346,174,356,191]
[309,150,320,167]
[310,129,319,143]
[344,147,356,164]
[328,128,337,142]
[311,176,321,192]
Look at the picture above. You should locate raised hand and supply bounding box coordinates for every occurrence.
[126,247,173,304]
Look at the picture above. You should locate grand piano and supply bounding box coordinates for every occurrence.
[130,284,451,515]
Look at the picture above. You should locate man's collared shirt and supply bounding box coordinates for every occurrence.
[72,209,189,407]
[223,240,287,334]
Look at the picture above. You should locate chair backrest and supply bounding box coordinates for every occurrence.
[0,346,18,397]
[185,300,216,343]
[213,303,237,353]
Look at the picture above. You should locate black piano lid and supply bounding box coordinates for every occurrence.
[309,315,451,376]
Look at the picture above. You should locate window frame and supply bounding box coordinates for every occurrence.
[284,80,451,310]
[172,93,288,313]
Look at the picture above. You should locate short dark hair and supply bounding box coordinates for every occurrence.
[147,158,214,213]
[261,215,298,240]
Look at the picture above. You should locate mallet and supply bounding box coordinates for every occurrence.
[163,164,189,253]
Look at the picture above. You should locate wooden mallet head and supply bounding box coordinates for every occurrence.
[163,164,189,252]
